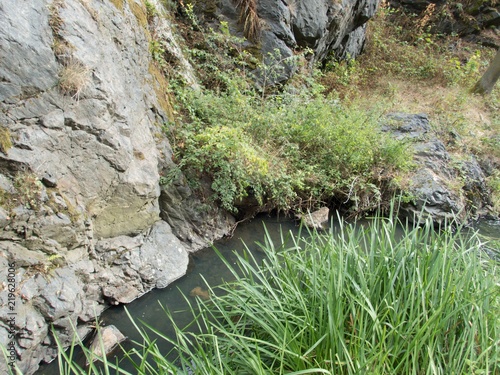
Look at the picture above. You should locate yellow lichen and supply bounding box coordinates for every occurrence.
[148,62,175,121]
[109,0,125,11]
[128,0,148,29]
[0,126,12,154]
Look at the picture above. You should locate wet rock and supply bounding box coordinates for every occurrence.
[159,176,235,251]
[190,286,211,301]
[89,325,126,360]
[297,207,330,230]
[103,284,141,305]
[129,221,189,289]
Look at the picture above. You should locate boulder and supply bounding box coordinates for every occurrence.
[382,113,491,224]
[0,0,232,373]
[89,325,126,360]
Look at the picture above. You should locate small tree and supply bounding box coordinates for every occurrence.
[472,49,500,95]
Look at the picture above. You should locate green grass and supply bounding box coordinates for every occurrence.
[50,212,499,374]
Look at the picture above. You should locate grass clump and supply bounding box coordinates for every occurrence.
[53,214,500,374]
[157,216,499,374]
[58,59,91,100]
[0,172,44,212]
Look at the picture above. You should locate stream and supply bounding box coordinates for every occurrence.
[36,214,499,374]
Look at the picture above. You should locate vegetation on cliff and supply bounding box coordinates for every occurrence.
[155,0,499,217]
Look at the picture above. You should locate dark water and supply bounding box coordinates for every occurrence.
[36,215,500,374]
[37,214,305,373]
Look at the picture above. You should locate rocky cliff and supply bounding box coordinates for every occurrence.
[389,0,499,48]
[0,0,234,373]
[217,0,380,79]
[0,0,381,373]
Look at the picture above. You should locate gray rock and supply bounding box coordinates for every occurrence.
[382,113,430,139]
[31,268,84,321]
[297,207,330,230]
[89,325,126,360]
[102,284,142,305]
[218,0,381,82]
[130,220,189,289]
[0,0,241,373]
[405,168,464,223]
[383,113,491,223]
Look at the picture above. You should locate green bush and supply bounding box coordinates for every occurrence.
[169,79,412,213]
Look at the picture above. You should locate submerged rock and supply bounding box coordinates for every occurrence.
[190,286,211,301]
[297,207,330,230]
[89,325,126,360]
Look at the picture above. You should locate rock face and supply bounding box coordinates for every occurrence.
[0,0,233,374]
[390,0,500,48]
[382,113,491,224]
[218,0,380,80]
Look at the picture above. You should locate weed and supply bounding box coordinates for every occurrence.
[144,0,159,22]
[48,0,65,35]
[235,0,260,41]
[128,0,148,29]
[109,0,125,11]
[487,171,500,212]
[170,75,411,213]
[11,172,43,211]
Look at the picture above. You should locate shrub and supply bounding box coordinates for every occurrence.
[169,77,412,213]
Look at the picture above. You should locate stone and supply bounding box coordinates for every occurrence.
[102,284,141,305]
[382,113,430,139]
[218,0,381,82]
[129,221,189,288]
[297,207,330,230]
[383,113,491,224]
[89,325,126,360]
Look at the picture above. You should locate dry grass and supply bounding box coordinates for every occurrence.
[235,0,260,41]
[78,0,99,21]
[48,0,66,34]
[58,59,91,100]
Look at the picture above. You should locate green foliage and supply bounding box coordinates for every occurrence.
[340,2,496,90]
[144,0,158,22]
[51,214,500,374]
[13,172,43,210]
[487,170,500,212]
[170,77,412,213]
